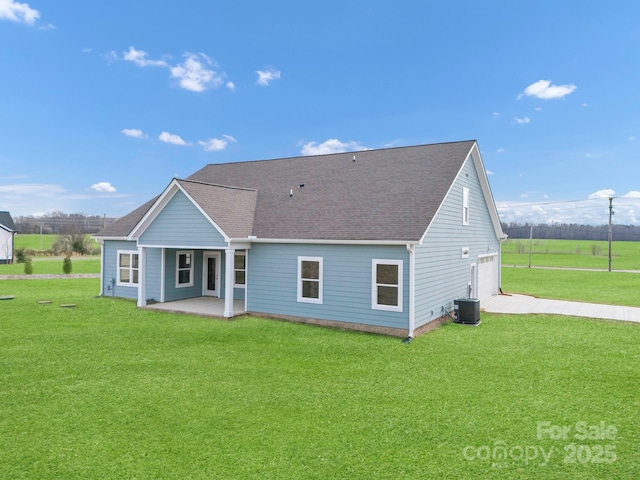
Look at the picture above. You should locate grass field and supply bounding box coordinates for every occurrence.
[0,255,100,275]
[502,238,640,270]
[502,268,640,307]
[13,234,101,254]
[0,278,638,479]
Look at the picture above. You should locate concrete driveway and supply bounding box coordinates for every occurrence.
[483,294,640,324]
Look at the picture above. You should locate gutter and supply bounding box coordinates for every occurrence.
[406,243,416,339]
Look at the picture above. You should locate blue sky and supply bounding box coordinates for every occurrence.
[1,1,639,225]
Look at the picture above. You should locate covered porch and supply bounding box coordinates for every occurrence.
[143,296,247,318]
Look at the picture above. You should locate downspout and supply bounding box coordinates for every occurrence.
[406,243,416,339]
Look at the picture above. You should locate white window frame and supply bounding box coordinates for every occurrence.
[117,250,139,287]
[176,250,194,288]
[461,246,470,259]
[297,256,323,304]
[462,187,470,226]
[372,259,403,312]
[234,251,246,288]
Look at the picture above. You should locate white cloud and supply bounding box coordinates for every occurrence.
[198,134,237,152]
[0,183,65,195]
[159,131,188,146]
[629,136,636,141]
[497,148,505,153]
[513,116,530,125]
[170,53,223,92]
[582,103,589,107]
[121,128,146,138]
[486,170,495,176]
[0,0,39,25]
[589,189,615,199]
[256,67,281,86]
[90,182,117,193]
[622,191,640,198]
[123,46,168,67]
[492,112,500,119]
[518,79,577,100]
[301,138,367,156]
[226,81,236,92]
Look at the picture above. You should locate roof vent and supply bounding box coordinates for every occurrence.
[352,155,356,162]
[289,189,293,197]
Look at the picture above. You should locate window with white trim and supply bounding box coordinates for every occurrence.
[297,256,323,303]
[462,187,470,226]
[117,250,139,286]
[372,259,403,312]
[234,251,246,287]
[176,251,194,288]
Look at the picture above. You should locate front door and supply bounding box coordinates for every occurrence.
[203,252,221,297]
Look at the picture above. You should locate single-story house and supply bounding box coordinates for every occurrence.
[0,211,17,264]
[94,140,506,337]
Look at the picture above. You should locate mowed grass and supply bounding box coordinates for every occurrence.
[502,239,640,270]
[14,234,101,253]
[502,268,640,307]
[1,279,639,479]
[0,256,100,275]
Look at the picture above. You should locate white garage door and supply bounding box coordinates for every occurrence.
[477,254,498,301]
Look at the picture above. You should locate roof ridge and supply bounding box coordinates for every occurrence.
[176,178,257,192]
[199,139,477,167]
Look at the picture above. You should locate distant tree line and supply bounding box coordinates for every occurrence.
[15,211,117,234]
[502,222,640,242]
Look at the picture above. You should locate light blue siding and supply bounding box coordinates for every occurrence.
[247,243,410,330]
[163,249,204,302]
[144,248,162,303]
[102,240,139,300]
[414,155,500,328]
[139,190,227,247]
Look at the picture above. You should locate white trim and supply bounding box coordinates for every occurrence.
[224,248,235,317]
[297,256,323,304]
[469,262,477,299]
[233,237,418,246]
[406,244,415,337]
[244,249,249,313]
[371,259,403,312]
[138,243,227,250]
[116,249,140,287]
[202,251,221,297]
[160,248,166,302]
[175,250,194,288]
[137,247,146,307]
[234,251,246,288]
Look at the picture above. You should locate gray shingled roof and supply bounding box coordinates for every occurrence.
[0,211,16,232]
[95,197,157,237]
[177,179,257,238]
[96,140,478,242]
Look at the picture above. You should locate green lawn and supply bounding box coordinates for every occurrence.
[0,279,638,479]
[502,238,640,270]
[502,268,640,307]
[0,255,100,275]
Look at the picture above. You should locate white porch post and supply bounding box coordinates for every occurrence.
[137,246,146,307]
[224,247,235,317]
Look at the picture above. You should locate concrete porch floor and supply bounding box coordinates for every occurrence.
[143,297,246,318]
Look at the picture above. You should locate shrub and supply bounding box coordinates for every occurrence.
[24,256,33,275]
[591,244,602,256]
[63,256,72,274]
[16,248,25,263]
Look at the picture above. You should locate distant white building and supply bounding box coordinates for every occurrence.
[0,211,17,264]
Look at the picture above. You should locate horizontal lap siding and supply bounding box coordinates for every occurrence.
[139,190,227,247]
[415,156,500,328]
[163,249,204,302]
[144,248,162,303]
[247,244,409,330]
[102,240,138,300]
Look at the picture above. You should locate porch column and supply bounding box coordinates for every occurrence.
[224,247,235,317]
[137,246,146,307]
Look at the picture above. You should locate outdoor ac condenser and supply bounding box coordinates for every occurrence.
[453,298,481,325]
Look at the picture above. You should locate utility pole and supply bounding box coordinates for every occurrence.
[608,197,614,272]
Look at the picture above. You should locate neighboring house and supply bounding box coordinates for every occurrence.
[0,211,17,264]
[94,140,506,337]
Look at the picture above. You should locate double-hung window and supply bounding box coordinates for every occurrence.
[297,256,323,303]
[118,250,139,286]
[176,251,194,288]
[462,187,470,226]
[234,251,246,287]
[372,259,403,312]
